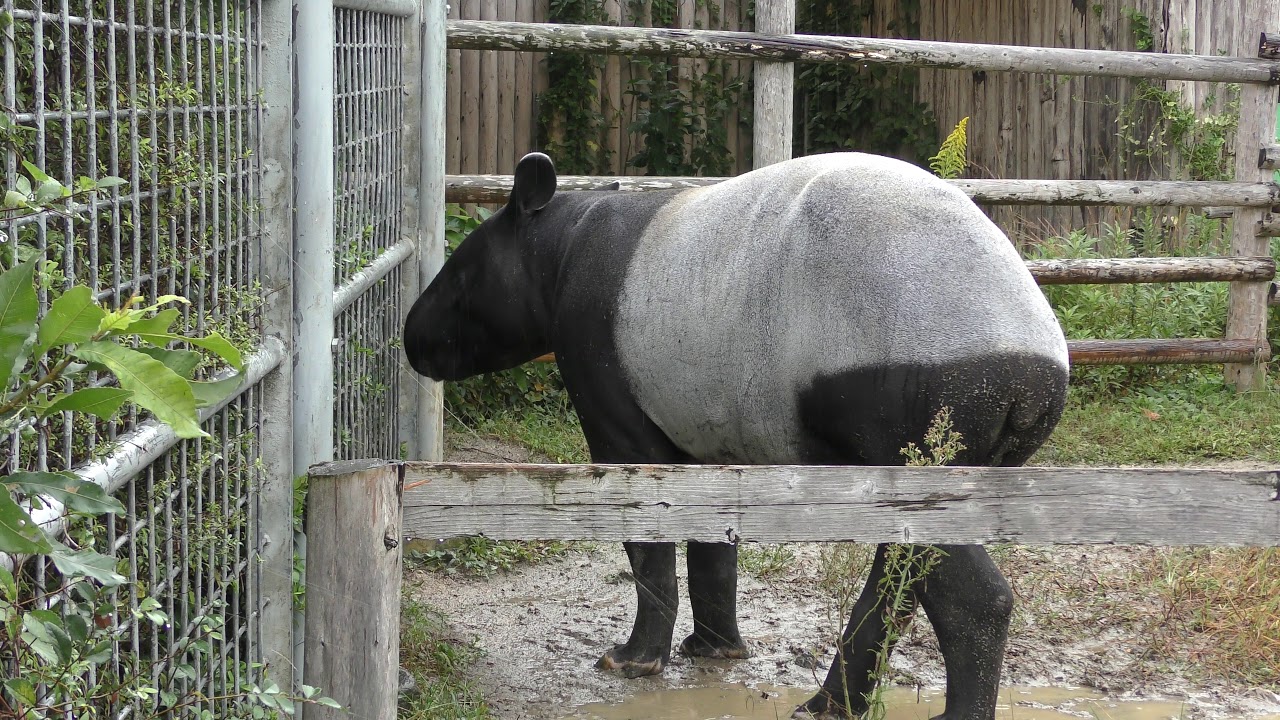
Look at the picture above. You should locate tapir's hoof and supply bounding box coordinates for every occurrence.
[678,633,751,659]
[792,692,851,720]
[596,645,666,678]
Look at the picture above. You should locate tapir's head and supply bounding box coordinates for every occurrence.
[403,153,558,381]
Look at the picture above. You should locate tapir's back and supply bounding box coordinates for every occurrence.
[613,152,1069,464]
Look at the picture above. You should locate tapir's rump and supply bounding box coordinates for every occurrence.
[613,152,1069,464]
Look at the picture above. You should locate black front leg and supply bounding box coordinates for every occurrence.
[596,541,679,677]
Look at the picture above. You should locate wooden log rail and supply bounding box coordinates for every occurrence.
[447,20,1280,85]
[385,461,1280,546]
[447,174,1280,208]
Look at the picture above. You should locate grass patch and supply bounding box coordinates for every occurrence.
[449,405,589,464]
[399,592,492,720]
[737,543,797,579]
[1033,381,1280,466]
[408,536,571,578]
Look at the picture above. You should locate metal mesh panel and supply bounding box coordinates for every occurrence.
[333,8,405,461]
[1,0,267,713]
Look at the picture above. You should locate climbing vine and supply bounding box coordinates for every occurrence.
[793,0,938,165]
[538,0,612,174]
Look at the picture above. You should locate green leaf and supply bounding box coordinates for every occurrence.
[0,488,50,555]
[136,347,202,380]
[6,471,125,515]
[85,639,113,665]
[127,307,180,336]
[34,178,66,205]
[94,176,127,190]
[41,387,133,421]
[20,160,50,184]
[0,565,15,602]
[191,374,244,408]
[140,330,243,372]
[315,697,343,709]
[72,341,205,439]
[36,285,105,355]
[0,257,39,391]
[48,543,125,586]
[15,175,31,197]
[2,190,26,209]
[3,677,36,708]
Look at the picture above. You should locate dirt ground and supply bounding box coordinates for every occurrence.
[404,433,1280,720]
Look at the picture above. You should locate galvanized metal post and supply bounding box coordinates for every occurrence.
[415,0,448,462]
[257,0,298,694]
[292,0,336,693]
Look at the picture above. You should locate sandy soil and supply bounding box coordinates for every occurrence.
[404,433,1280,720]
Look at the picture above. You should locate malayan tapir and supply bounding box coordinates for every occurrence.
[403,151,1070,720]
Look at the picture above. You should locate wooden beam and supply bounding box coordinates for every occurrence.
[1069,338,1268,365]
[1261,144,1280,170]
[1026,256,1275,285]
[400,462,1280,546]
[445,20,1280,84]
[1225,1,1280,390]
[304,460,404,720]
[445,174,1280,207]
[752,0,794,169]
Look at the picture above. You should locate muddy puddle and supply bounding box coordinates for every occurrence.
[563,683,1280,720]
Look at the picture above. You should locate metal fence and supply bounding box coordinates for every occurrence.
[0,0,426,712]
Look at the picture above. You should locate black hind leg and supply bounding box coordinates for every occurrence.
[796,543,921,718]
[917,545,1013,720]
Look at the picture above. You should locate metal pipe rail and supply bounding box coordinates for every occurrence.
[333,239,416,316]
[0,337,288,574]
[447,20,1280,84]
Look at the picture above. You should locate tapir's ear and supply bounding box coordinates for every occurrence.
[510,153,556,213]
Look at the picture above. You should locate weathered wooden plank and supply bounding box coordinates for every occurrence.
[445,173,1280,207]
[1224,0,1280,390]
[1262,144,1280,170]
[446,20,1280,84]
[1069,338,1268,365]
[303,462,403,720]
[400,462,1280,546]
[1027,256,1275,284]
[752,0,794,168]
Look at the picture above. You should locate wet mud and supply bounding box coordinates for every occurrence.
[409,434,1280,720]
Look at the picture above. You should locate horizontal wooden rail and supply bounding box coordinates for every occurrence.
[358,461,1280,546]
[1067,339,1268,365]
[1027,256,1274,284]
[447,21,1280,84]
[446,174,1280,208]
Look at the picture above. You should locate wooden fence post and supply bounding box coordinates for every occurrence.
[752,0,794,167]
[1225,0,1280,390]
[303,460,404,720]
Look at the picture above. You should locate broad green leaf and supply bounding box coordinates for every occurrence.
[36,285,106,356]
[72,341,205,439]
[15,175,31,197]
[135,294,189,314]
[62,612,89,644]
[127,307,180,336]
[140,330,243,372]
[97,308,137,334]
[0,257,38,390]
[316,697,343,709]
[2,678,37,709]
[94,176,127,189]
[41,387,133,421]
[48,543,126,586]
[0,565,15,602]
[191,374,244,408]
[0,488,50,555]
[34,178,66,205]
[21,613,61,665]
[85,639,113,665]
[2,190,26,209]
[136,347,202,380]
[6,471,125,515]
[20,160,50,184]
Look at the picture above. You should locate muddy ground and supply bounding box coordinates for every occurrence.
[405,433,1280,720]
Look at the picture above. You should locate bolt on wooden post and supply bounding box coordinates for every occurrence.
[1224,2,1280,391]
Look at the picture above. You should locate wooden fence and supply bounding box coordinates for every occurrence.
[303,458,1280,720]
